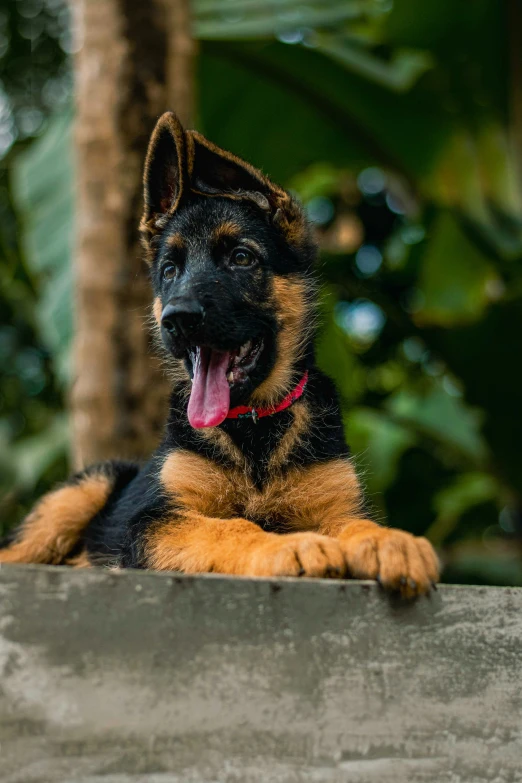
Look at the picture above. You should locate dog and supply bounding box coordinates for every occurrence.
[0,112,439,597]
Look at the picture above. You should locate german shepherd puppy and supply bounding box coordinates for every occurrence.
[0,113,439,597]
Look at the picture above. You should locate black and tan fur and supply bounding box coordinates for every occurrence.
[0,113,439,597]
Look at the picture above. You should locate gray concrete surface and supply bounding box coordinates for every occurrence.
[0,564,521,783]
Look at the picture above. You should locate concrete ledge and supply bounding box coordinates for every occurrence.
[0,565,521,783]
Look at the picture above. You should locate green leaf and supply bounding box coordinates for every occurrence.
[0,414,69,493]
[345,407,416,497]
[426,472,500,546]
[194,0,376,39]
[315,35,433,92]
[10,112,74,382]
[416,211,499,327]
[385,383,489,465]
[201,40,453,183]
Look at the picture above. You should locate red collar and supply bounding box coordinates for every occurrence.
[226,371,309,423]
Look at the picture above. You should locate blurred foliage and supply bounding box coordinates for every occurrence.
[0,0,70,533]
[1,0,522,585]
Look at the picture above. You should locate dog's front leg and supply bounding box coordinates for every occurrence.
[143,512,348,578]
[276,459,440,596]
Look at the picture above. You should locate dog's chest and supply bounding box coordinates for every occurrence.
[160,445,303,534]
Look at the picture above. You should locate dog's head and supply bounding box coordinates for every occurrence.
[141,112,317,429]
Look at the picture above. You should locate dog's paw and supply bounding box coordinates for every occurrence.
[338,522,439,598]
[249,532,348,578]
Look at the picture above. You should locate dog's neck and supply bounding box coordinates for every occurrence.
[164,350,315,482]
[225,371,308,423]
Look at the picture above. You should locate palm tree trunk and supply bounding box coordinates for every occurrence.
[70,0,195,468]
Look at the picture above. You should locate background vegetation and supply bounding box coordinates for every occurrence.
[1,0,521,585]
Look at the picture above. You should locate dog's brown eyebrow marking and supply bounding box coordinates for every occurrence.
[166,233,185,250]
[240,238,264,255]
[211,221,241,242]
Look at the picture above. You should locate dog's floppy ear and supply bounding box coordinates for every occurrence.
[140,112,187,245]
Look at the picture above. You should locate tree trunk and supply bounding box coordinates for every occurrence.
[71,0,195,468]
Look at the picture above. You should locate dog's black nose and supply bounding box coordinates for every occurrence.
[161,300,205,338]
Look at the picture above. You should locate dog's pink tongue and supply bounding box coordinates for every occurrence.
[187,348,231,428]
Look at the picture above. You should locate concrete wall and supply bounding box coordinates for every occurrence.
[0,564,521,783]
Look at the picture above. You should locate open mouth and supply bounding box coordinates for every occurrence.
[186,338,264,429]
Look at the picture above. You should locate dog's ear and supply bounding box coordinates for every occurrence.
[185,130,313,252]
[185,130,279,211]
[140,112,187,244]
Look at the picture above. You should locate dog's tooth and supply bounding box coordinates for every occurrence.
[239,341,251,359]
[227,371,234,383]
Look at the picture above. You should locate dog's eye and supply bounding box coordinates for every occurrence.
[162,264,176,281]
[230,248,256,267]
